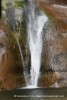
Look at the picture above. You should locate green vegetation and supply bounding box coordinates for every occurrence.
[14,0,24,8]
[2,0,24,10]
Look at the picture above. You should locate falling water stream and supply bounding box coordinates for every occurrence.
[25,0,48,87]
[6,0,48,88]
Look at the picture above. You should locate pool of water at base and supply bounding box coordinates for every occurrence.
[0,88,67,100]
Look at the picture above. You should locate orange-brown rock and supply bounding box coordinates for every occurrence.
[39,2,67,20]
[39,0,67,5]
[38,71,61,87]
[0,74,25,90]
[0,19,26,90]
[38,1,67,87]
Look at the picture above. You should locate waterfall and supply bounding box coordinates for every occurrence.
[25,0,48,87]
[6,0,16,31]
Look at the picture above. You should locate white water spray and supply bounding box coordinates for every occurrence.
[25,0,48,87]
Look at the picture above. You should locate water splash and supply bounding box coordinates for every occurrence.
[25,0,48,87]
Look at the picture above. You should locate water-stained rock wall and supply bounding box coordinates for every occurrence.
[38,0,67,87]
[0,0,67,90]
[0,19,26,90]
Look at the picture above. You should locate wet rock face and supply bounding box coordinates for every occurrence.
[0,21,26,90]
[49,0,67,4]
[40,0,67,5]
[0,0,67,89]
[38,1,67,88]
[40,19,67,87]
[38,71,61,87]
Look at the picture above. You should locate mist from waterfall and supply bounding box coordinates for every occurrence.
[25,0,48,87]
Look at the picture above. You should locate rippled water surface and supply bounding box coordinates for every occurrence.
[0,88,67,100]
